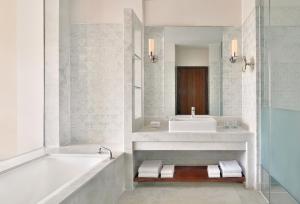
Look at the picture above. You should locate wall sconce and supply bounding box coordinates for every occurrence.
[148,39,158,63]
[229,39,238,63]
[229,39,255,72]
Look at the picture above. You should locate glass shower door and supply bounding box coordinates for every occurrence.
[261,0,300,203]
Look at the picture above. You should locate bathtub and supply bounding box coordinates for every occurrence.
[0,146,125,204]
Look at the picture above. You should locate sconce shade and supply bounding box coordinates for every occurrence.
[231,39,238,57]
[148,39,155,56]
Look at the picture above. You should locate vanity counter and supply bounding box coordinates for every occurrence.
[135,124,250,133]
[132,124,253,143]
[131,121,255,189]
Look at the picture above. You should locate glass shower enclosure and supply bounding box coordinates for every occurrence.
[261,0,300,203]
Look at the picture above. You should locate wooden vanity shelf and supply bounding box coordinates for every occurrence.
[134,166,245,183]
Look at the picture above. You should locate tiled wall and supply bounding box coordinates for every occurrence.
[209,43,222,116]
[144,27,165,118]
[124,9,144,189]
[241,4,258,189]
[62,154,125,204]
[242,9,257,133]
[69,24,124,148]
[222,28,243,117]
[59,0,71,145]
[164,42,176,116]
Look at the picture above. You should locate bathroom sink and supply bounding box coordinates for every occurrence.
[169,116,217,132]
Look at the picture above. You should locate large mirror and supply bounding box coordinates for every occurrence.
[144,26,242,117]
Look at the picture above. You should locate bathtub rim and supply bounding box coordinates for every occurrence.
[0,145,124,204]
[0,148,46,174]
[38,152,124,204]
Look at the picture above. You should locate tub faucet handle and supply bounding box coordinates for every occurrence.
[98,146,114,160]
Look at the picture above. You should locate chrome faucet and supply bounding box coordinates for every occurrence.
[191,107,196,117]
[98,146,114,160]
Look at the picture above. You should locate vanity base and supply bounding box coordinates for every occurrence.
[134,166,245,183]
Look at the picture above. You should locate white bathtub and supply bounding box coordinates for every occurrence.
[0,152,114,204]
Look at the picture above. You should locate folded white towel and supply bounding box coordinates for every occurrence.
[161,165,175,174]
[222,172,242,178]
[138,172,159,178]
[207,165,220,173]
[219,160,242,173]
[161,173,174,178]
[207,165,220,178]
[138,160,163,174]
[208,173,221,178]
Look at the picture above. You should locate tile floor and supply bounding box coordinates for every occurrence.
[118,183,268,204]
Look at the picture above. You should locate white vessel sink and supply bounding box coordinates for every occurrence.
[169,116,217,132]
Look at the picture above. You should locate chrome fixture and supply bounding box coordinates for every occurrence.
[229,39,238,63]
[242,56,255,72]
[229,39,255,72]
[148,39,158,63]
[98,146,114,160]
[191,107,196,117]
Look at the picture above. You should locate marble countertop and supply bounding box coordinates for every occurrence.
[135,124,250,133]
[132,125,253,142]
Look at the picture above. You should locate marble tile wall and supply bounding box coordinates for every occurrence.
[163,42,176,117]
[144,27,165,118]
[70,24,124,148]
[242,6,258,189]
[59,0,71,146]
[242,9,257,133]
[62,154,125,204]
[209,43,222,116]
[222,28,243,117]
[123,9,135,191]
[124,9,145,190]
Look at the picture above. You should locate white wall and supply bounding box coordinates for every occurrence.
[0,0,44,159]
[16,0,44,153]
[0,0,18,159]
[176,46,209,67]
[70,0,144,24]
[144,0,241,26]
[45,0,60,147]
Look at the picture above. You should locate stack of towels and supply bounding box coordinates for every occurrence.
[160,165,175,178]
[219,160,243,177]
[138,160,162,178]
[207,165,221,178]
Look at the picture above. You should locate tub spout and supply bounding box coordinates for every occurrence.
[98,146,114,160]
